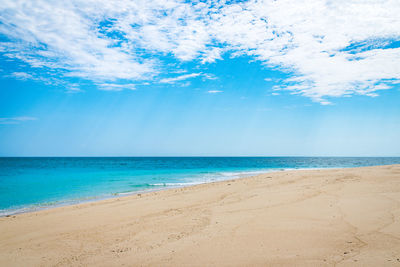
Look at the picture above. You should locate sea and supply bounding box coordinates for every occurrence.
[1,157,400,216]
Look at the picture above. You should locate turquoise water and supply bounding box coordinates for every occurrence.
[1,157,400,215]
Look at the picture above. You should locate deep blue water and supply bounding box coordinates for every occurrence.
[1,157,399,215]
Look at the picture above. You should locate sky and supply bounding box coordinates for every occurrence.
[0,0,399,156]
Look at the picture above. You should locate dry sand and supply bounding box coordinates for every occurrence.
[1,165,400,266]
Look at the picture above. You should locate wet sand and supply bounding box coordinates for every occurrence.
[1,164,400,266]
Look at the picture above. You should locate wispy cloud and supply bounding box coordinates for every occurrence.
[202,73,218,81]
[159,73,202,84]
[0,116,38,124]
[7,70,83,92]
[10,72,33,80]
[1,0,399,103]
[207,90,223,94]
[97,83,136,91]
[66,84,84,93]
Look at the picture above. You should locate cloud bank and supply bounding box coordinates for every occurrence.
[1,0,399,103]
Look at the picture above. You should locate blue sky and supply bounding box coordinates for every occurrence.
[0,0,400,156]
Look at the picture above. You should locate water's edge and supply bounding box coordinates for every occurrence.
[2,157,400,217]
[0,166,349,217]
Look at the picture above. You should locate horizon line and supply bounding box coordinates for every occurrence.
[1,156,400,158]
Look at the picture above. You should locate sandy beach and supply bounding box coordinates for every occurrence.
[1,164,400,266]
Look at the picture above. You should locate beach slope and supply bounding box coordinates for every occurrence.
[1,165,400,266]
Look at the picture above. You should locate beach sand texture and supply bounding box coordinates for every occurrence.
[1,165,400,266]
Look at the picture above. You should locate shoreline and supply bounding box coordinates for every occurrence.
[0,166,330,217]
[1,164,400,266]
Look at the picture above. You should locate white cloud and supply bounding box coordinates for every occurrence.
[10,72,33,80]
[66,84,84,93]
[159,73,201,84]
[207,0,400,102]
[1,0,400,102]
[97,83,136,91]
[0,0,156,82]
[207,90,223,94]
[201,47,224,63]
[0,116,38,124]
[202,73,218,81]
